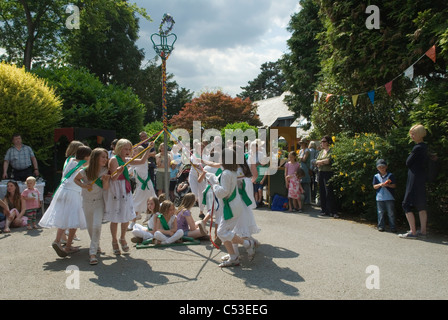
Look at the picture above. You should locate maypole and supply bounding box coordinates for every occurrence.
[151,14,177,195]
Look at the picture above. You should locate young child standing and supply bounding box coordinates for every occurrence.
[373,159,396,232]
[39,146,92,257]
[285,152,303,212]
[104,139,151,255]
[22,176,41,229]
[169,160,179,201]
[176,193,207,239]
[131,196,160,244]
[74,148,110,265]
[153,200,184,244]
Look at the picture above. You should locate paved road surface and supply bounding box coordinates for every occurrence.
[1,204,447,303]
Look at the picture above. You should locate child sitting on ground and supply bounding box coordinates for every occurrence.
[176,193,207,239]
[153,200,184,244]
[131,196,160,244]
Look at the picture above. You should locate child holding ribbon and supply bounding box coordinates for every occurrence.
[74,148,110,265]
[129,146,156,230]
[39,146,92,257]
[104,139,152,255]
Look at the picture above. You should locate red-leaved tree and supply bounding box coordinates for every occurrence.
[169,91,262,132]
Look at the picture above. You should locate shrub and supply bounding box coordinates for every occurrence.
[330,133,392,221]
[0,62,62,164]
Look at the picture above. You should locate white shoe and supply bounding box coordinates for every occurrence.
[218,257,240,268]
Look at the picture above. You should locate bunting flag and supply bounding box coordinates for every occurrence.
[404,65,414,80]
[352,94,359,107]
[312,44,437,107]
[425,45,436,63]
[385,81,393,96]
[367,90,375,105]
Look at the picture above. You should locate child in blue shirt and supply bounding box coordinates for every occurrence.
[372,159,396,232]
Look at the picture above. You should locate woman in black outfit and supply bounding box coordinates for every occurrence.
[399,124,428,239]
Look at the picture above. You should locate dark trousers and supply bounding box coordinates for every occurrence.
[12,167,33,181]
[318,170,336,215]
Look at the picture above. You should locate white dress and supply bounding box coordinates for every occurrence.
[209,169,244,243]
[39,160,87,229]
[233,167,260,238]
[132,163,156,214]
[104,164,136,223]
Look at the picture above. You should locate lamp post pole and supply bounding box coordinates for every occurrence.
[151,14,177,196]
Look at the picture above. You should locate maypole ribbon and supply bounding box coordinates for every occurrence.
[88,130,164,190]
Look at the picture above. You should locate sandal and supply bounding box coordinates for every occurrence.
[119,239,130,253]
[112,242,121,255]
[89,255,98,265]
[52,241,68,258]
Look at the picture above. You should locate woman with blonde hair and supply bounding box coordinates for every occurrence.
[399,124,428,239]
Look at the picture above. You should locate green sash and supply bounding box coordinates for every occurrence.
[82,168,103,189]
[158,214,170,230]
[55,160,86,193]
[219,173,237,220]
[223,187,237,220]
[63,156,74,171]
[202,168,223,205]
[238,179,253,206]
[115,155,130,182]
[137,173,152,190]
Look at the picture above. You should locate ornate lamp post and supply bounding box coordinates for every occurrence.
[151,14,177,195]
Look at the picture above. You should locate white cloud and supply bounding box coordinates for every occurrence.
[134,0,300,97]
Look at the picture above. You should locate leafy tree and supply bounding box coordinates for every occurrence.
[0,62,62,163]
[33,66,145,141]
[0,0,68,70]
[66,0,150,87]
[169,91,262,132]
[282,0,323,128]
[238,60,286,101]
[133,59,193,124]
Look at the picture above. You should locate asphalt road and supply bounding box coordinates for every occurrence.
[1,204,448,303]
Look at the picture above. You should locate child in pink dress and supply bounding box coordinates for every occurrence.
[285,153,305,212]
[21,176,41,229]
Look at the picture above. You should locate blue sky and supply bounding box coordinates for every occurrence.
[134,0,301,97]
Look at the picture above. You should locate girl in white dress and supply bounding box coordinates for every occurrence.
[153,200,184,244]
[188,140,206,219]
[206,148,255,267]
[74,148,110,265]
[39,146,92,257]
[129,146,156,230]
[104,139,152,255]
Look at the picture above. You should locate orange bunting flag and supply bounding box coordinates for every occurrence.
[425,45,436,63]
[325,93,333,103]
[385,81,393,96]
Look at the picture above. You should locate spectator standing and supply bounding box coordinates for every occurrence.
[3,134,39,181]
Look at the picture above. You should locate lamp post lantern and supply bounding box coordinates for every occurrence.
[151,14,177,195]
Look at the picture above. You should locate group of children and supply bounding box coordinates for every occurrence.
[0,176,42,232]
[36,138,260,267]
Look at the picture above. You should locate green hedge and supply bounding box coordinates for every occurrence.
[0,62,62,164]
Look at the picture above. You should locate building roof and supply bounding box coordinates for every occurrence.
[254,92,312,138]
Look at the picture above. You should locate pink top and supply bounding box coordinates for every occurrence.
[21,188,41,210]
[285,161,300,176]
